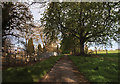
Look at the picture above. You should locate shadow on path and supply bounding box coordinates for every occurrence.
[39,55,89,83]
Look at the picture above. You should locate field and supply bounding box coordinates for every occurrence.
[2,56,62,82]
[69,52,119,82]
[93,50,119,54]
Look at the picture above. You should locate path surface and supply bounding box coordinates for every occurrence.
[39,55,89,83]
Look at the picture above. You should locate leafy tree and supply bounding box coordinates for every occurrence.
[60,34,77,54]
[3,39,11,65]
[41,2,119,55]
[27,38,35,61]
[2,2,35,63]
[21,24,34,57]
[60,36,71,53]
[27,38,35,54]
[60,33,81,54]
[2,2,33,47]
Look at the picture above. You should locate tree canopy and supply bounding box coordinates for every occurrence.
[2,2,34,48]
[2,2,33,37]
[41,2,119,55]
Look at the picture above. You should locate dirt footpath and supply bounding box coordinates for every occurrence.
[39,55,89,83]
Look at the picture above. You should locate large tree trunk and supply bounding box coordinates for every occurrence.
[79,42,85,55]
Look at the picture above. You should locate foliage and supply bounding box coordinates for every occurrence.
[2,56,62,82]
[84,44,88,54]
[60,35,73,52]
[2,39,12,64]
[60,34,80,54]
[41,2,120,55]
[1,2,36,59]
[37,44,43,56]
[2,2,33,41]
[69,53,119,82]
[45,42,58,52]
[21,24,35,51]
[27,38,35,55]
[3,39,11,53]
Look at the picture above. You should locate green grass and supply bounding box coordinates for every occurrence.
[69,53,119,82]
[93,50,120,54]
[2,55,62,82]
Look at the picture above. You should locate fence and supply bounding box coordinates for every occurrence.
[2,51,59,66]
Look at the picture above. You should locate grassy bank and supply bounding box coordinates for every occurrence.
[69,53,119,82]
[2,56,62,82]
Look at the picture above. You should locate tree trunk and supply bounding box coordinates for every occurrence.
[96,50,97,55]
[73,47,76,55]
[80,42,85,55]
[95,47,97,55]
[106,49,108,54]
[14,54,16,65]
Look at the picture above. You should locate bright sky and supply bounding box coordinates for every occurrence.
[30,3,118,50]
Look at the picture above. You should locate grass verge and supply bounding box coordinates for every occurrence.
[2,55,62,82]
[69,53,119,82]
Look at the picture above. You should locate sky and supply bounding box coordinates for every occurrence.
[30,3,118,50]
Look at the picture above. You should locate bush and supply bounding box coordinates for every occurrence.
[62,51,70,54]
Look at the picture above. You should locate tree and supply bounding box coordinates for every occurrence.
[2,2,35,63]
[2,39,12,65]
[2,2,33,47]
[60,34,78,54]
[43,45,47,53]
[37,44,43,61]
[84,44,88,54]
[56,45,59,54]
[27,38,35,62]
[21,24,34,58]
[38,44,43,56]
[95,46,97,55]
[41,2,119,55]
[100,42,112,54]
